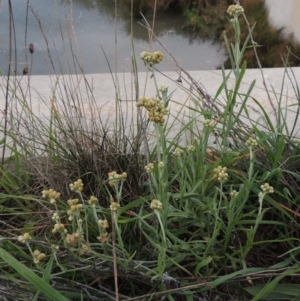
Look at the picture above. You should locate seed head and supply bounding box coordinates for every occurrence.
[97,232,109,243]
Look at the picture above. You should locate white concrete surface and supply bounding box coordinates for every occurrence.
[1,68,300,157]
[265,0,300,42]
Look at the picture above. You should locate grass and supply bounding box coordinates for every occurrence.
[1,1,300,300]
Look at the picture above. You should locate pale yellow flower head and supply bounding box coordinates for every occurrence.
[145,163,154,173]
[42,189,61,204]
[230,190,238,198]
[52,223,67,234]
[159,86,168,94]
[150,199,162,210]
[33,250,46,264]
[187,145,196,152]
[97,232,109,244]
[260,183,274,194]
[67,199,82,220]
[79,244,90,255]
[98,219,109,229]
[158,161,164,168]
[110,201,120,212]
[174,147,184,157]
[140,51,164,65]
[227,4,244,17]
[245,137,258,147]
[88,195,98,207]
[214,166,228,183]
[108,171,127,186]
[65,232,81,246]
[69,179,84,192]
[18,232,32,244]
[136,97,168,125]
[202,119,216,127]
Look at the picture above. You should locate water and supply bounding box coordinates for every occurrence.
[0,0,226,75]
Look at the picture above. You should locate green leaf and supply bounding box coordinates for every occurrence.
[0,247,68,301]
[246,283,300,299]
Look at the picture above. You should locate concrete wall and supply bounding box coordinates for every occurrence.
[265,0,300,42]
[1,68,300,157]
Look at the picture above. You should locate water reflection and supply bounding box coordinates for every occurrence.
[0,0,226,75]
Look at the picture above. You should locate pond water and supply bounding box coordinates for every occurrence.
[0,0,226,75]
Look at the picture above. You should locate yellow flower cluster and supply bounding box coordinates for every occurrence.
[97,232,108,243]
[79,243,90,255]
[260,183,274,194]
[97,218,109,244]
[69,179,84,192]
[227,4,244,17]
[230,190,238,198]
[145,163,154,173]
[140,51,164,65]
[51,212,59,221]
[202,119,216,127]
[98,219,109,229]
[159,85,168,94]
[214,166,228,183]
[52,222,67,234]
[108,171,127,186]
[65,232,81,246]
[110,201,120,212]
[67,198,83,221]
[150,199,162,210]
[42,189,61,204]
[88,195,98,207]
[17,232,32,243]
[187,145,196,152]
[245,137,258,147]
[158,161,164,168]
[136,97,168,125]
[174,147,184,157]
[51,212,67,233]
[33,250,46,264]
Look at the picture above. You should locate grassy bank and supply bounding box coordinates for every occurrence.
[1,2,300,301]
[121,0,300,68]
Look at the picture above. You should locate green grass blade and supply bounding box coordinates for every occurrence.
[0,247,68,301]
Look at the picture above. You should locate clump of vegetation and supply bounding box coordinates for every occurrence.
[1,2,300,301]
[182,0,231,37]
[224,0,300,68]
[122,0,300,68]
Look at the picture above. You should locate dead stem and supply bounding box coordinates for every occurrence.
[111,195,120,301]
[235,0,278,123]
